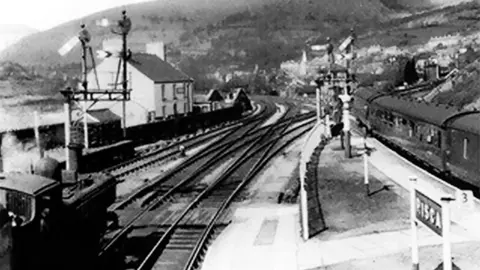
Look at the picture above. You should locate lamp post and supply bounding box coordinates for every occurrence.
[338,74,355,159]
[314,78,324,122]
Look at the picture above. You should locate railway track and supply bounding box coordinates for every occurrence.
[134,113,314,270]
[97,110,316,270]
[110,111,315,211]
[100,102,282,245]
[101,101,275,182]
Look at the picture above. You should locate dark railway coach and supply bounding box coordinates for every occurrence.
[353,87,480,194]
[0,158,116,270]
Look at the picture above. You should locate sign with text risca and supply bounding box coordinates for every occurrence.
[415,190,443,236]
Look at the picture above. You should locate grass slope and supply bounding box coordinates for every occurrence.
[0,0,435,67]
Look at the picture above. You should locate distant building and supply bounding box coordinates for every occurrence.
[295,85,316,98]
[71,108,122,147]
[426,34,461,50]
[86,42,194,127]
[193,89,224,112]
[224,88,252,112]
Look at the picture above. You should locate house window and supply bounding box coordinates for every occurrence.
[409,121,415,137]
[147,111,155,123]
[161,84,165,100]
[463,138,468,159]
[437,131,442,148]
[172,83,177,99]
[176,83,185,94]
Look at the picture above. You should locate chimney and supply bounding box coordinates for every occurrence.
[146,42,166,61]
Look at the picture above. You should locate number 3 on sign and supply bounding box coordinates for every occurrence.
[456,190,474,210]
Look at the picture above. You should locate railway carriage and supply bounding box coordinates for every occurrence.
[353,87,480,194]
[442,112,480,183]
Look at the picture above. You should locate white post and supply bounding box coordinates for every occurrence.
[315,87,321,122]
[409,176,419,270]
[83,101,89,149]
[33,111,44,159]
[325,115,332,138]
[441,197,454,270]
[64,102,71,170]
[364,152,369,196]
[299,161,309,241]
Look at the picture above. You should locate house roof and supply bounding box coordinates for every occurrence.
[193,89,224,104]
[88,108,121,123]
[128,53,193,83]
[206,89,224,102]
[318,63,348,74]
[296,85,316,95]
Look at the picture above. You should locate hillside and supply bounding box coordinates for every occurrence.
[432,60,480,109]
[0,24,37,53]
[0,0,439,68]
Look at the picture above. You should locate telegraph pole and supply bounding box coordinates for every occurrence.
[80,24,90,149]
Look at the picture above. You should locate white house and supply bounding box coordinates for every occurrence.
[86,41,194,127]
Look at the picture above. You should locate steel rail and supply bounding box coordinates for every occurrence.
[135,118,314,270]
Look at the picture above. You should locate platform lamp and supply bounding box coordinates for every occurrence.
[338,72,355,159]
[314,77,324,122]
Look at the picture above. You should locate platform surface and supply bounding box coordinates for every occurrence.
[201,126,480,270]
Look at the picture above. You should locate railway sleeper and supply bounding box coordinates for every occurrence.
[179,183,208,193]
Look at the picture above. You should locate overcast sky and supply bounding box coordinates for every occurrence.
[1,0,151,31]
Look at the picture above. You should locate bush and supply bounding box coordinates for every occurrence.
[404,57,419,85]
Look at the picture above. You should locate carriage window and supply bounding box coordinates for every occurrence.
[463,138,468,159]
[426,128,435,144]
[394,116,400,127]
[437,131,442,148]
[0,189,34,226]
[409,121,415,137]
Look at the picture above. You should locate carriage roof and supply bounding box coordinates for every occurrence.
[445,111,480,135]
[0,173,59,196]
[368,94,480,135]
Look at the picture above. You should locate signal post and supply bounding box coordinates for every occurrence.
[311,32,356,158]
[59,11,132,173]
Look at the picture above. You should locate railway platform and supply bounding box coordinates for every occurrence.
[200,125,480,270]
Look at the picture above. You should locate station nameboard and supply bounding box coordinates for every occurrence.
[415,190,443,236]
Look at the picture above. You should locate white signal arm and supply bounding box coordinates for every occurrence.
[338,36,353,52]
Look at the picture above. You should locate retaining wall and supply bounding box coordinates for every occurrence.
[299,121,330,239]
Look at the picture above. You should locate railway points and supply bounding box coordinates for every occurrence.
[261,103,287,127]
[92,101,315,269]
[103,110,312,269]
